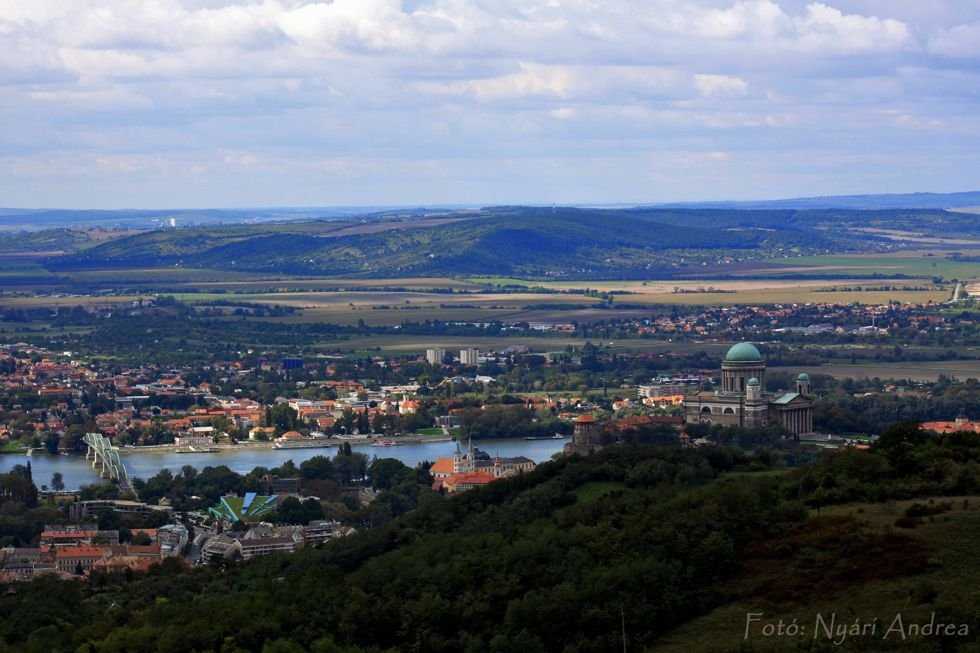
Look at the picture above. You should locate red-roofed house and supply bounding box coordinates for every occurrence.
[442,472,496,493]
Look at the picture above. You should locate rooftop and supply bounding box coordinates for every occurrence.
[724,342,762,363]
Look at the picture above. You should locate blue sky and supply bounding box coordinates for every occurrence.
[1,0,979,208]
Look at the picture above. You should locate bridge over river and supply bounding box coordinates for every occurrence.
[83,433,136,496]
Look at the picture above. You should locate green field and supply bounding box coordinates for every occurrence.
[464,277,951,306]
[0,254,964,338]
[779,360,980,382]
[571,481,626,503]
[327,335,732,356]
[0,261,54,278]
[63,267,274,284]
[763,251,980,280]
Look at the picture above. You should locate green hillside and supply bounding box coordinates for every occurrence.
[49,206,859,279]
[4,423,980,652]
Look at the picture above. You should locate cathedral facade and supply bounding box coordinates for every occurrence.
[683,343,814,436]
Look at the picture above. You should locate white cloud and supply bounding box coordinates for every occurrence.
[676,0,790,39]
[792,2,912,53]
[467,63,576,100]
[276,0,422,54]
[28,88,153,110]
[0,0,977,207]
[928,21,980,58]
[694,74,749,98]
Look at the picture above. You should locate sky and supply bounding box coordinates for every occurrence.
[1,0,979,209]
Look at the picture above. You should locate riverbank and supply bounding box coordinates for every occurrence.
[116,432,454,455]
[4,437,566,491]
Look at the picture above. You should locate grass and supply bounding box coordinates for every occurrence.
[721,469,791,479]
[415,428,446,436]
[762,251,980,280]
[0,442,27,454]
[571,481,625,503]
[778,360,980,382]
[317,335,733,357]
[465,277,951,305]
[0,262,54,278]
[63,267,273,283]
[0,267,955,321]
[654,496,980,652]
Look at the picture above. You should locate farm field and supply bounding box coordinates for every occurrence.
[758,250,980,280]
[462,277,950,306]
[0,282,949,328]
[0,261,55,278]
[777,360,980,382]
[319,334,733,357]
[62,267,275,284]
[0,252,962,336]
[63,272,482,291]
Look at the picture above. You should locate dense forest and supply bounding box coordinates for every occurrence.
[3,424,980,652]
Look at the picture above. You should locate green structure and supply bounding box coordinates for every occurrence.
[83,432,135,496]
[209,492,278,523]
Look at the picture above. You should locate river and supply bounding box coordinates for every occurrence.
[2,438,567,491]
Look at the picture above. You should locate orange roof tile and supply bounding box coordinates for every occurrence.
[56,546,105,558]
[430,458,456,474]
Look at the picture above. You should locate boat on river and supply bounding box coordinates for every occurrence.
[175,446,220,454]
[273,440,336,450]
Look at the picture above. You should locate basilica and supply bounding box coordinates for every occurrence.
[683,342,814,436]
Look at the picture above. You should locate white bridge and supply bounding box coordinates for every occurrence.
[83,433,135,496]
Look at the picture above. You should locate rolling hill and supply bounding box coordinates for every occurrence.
[48,206,859,279]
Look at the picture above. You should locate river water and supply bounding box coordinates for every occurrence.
[2,438,567,490]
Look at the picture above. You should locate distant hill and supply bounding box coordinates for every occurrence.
[4,191,980,230]
[0,206,473,231]
[49,206,855,279]
[20,204,980,279]
[652,190,980,210]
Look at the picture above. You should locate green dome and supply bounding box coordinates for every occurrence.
[747,377,760,387]
[797,373,811,381]
[725,342,762,362]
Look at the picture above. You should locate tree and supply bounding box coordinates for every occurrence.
[62,424,88,453]
[333,450,369,485]
[300,456,335,481]
[270,403,299,433]
[368,458,411,491]
[276,496,325,524]
[0,472,38,508]
[44,431,61,454]
[50,472,65,493]
[131,531,153,545]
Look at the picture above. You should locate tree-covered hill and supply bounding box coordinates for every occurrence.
[5,425,980,652]
[46,206,895,279]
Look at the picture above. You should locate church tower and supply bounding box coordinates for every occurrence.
[720,342,766,394]
[796,373,811,397]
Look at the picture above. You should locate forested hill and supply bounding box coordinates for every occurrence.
[46,206,878,279]
[26,204,980,278]
[5,426,980,652]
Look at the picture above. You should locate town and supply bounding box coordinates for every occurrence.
[4,292,980,583]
